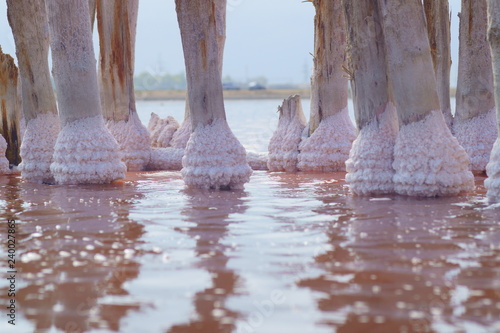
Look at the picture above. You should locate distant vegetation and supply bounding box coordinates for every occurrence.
[134,72,187,90]
[133,71,307,91]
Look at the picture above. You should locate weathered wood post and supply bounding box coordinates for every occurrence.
[7,0,58,182]
[485,0,500,201]
[343,0,399,195]
[46,0,126,184]
[297,0,356,172]
[96,0,151,171]
[453,0,497,173]
[268,95,307,171]
[175,0,251,189]
[0,48,20,173]
[379,0,474,196]
[424,0,453,128]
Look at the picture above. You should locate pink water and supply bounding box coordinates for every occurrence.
[0,171,499,333]
[1,100,500,332]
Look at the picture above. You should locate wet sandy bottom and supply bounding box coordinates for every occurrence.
[0,171,499,333]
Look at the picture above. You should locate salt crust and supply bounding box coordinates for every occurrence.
[246,151,268,170]
[0,134,10,174]
[20,113,60,183]
[181,119,252,190]
[170,118,192,149]
[393,110,475,197]
[453,108,498,172]
[107,112,151,171]
[268,96,307,171]
[51,116,126,184]
[148,112,180,148]
[148,147,184,170]
[298,106,357,172]
[346,103,399,195]
[485,138,500,202]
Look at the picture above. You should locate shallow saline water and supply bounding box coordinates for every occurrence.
[1,100,500,333]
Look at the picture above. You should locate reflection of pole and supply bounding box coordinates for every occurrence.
[169,189,247,332]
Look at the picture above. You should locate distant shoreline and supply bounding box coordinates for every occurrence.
[135,89,312,101]
[136,88,457,101]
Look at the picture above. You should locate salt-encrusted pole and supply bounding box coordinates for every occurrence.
[297,0,356,172]
[46,0,126,184]
[485,0,500,202]
[343,0,399,195]
[89,0,96,27]
[424,0,453,128]
[7,0,59,182]
[379,0,474,197]
[0,47,21,172]
[453,0,497,173]
[96,0,151,171]
[175,0,251,189]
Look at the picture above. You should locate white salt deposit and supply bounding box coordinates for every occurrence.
[485,138,500,202]
[246,151,268,170]
[346,103,399,195]
[148,112,180,148]
[20,112,60,183]
[393,110,475,197]
[298,107,357,172]
[268,95,307,171]
[0,134,10,174]
[51,116,126,184]
[170,119,192,149]
[107,112,151,171]
[182,119,252,190]
[148,147,184,171]
[453,108,498,172]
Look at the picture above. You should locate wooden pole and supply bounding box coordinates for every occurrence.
[96,0,151,171]
[175,0,251,189]
[453,0,497,172]
[424,0,453,127]
[46,0,126,184]
[343,0,399,195]
[297,0,356,172]
[485,0,500,201]
[0,47,21,168]
[379,0,474,196]
[308,0,349,134]
[7,0,59,182]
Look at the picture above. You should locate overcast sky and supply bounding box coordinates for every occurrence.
[1,0,462,85]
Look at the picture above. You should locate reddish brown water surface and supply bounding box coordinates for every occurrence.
[0,171,499,333]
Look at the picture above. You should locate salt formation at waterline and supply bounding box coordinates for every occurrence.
[176,0,251,189]
[148,113,180,148]
[343,0,399,196]
[0,46,21,170]
[298,0,356,172]
[424,0,453,128]
[453,0,497,173]
[97,0,151,171]
[379,0,474,197]
[170,104,192,149]
[268,95,307,172]
[46,0,125,185]
[485,0,500,202]
[7,0,59,183]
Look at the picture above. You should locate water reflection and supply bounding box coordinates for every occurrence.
[167,189,247,333]
[299,181,500,332]
[0,176,146,332]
